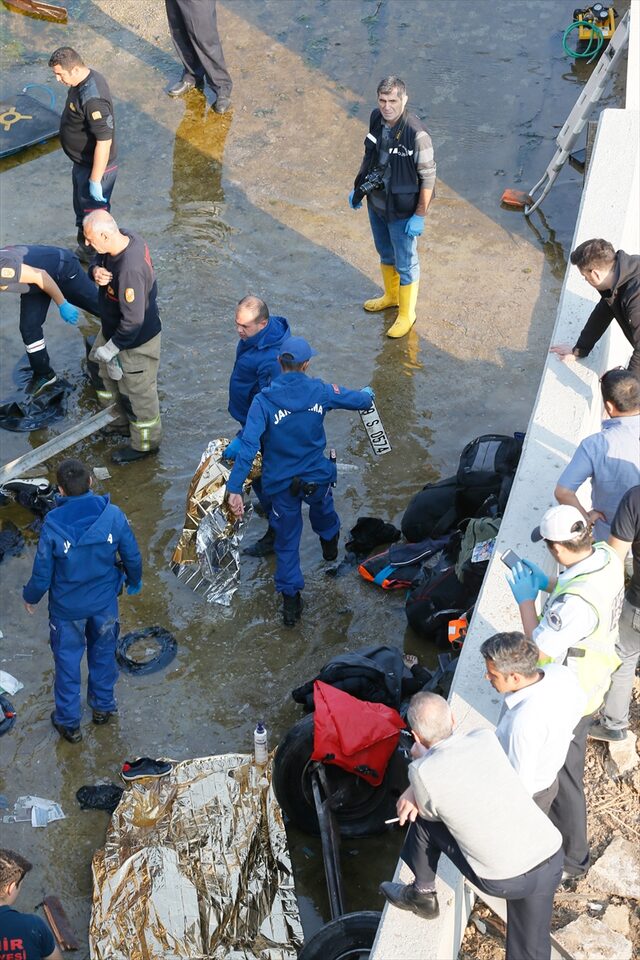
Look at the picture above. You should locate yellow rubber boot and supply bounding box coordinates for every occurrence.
[363,263,400,312]
[387,281,419,338]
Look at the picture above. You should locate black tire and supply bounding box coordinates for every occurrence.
[298,911,382,960]
[273,713,410,838]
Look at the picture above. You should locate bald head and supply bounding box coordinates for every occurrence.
[407,692,454,746]
[83,210,127,255]
[235,295,269,340]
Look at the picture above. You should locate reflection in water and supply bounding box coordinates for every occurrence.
[525,208,567,283]
[170,91,231,244]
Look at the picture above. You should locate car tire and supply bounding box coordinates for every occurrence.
[298,911,382,960]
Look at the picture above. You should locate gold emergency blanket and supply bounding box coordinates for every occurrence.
[170,438,262,604]
[89,754,303,959]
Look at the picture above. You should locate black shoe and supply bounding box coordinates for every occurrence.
[92,710,115,725]
[26,371,57,396]
[99,422,130,438]
[588,721,626,742]
[51,711,82,744]
[562,868,589,883]
[213,97,232,114]
[320,532,339,561]
[282,592,303,627]
[167,77,202,97]
[243,526,276,557]
[111,446,159,465]
[379,882,439,919]
[121,757,173,782]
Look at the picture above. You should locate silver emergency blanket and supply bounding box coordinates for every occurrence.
[89,754,303,959]
[170,438,261,604]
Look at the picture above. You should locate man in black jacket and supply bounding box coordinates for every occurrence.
[349,76,436,339]
[550,239,640,373]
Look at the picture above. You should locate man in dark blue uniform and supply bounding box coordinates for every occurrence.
[23,459,142,743]
[226,337,373,626]
[165,0,233,112]
[49,46,118,259]
[224,295,290,557]
[0,244,100,395]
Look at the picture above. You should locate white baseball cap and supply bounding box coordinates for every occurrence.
[531,505,588,543]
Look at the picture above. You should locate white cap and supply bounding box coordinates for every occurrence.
[531,505,588,543]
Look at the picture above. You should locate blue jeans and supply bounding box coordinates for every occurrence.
[72,161,118,230]
[270,483,340,595]
[49,600,120,727]
[367,204,420,284]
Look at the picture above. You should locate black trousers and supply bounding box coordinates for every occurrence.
[548,712,595,874]
[72,161,118,230]
[533,777,559,815]
[402,817,563,960]
[165,0,232,99]
[19,249,100,375]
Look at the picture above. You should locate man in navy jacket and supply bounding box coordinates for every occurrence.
[224,295,290,557]
[226,337,373,626]
[23,459,142,742]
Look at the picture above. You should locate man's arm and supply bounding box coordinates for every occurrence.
[111,267,146,349]
[118,515,143,587]
[19,263,65,306]
[414,186,434,217]
[23,528,54,609]
[555,484,605,526]
[324,383,375,413]
[226,398,269,514]
[608,534,631,564]
[572,299,614,358]
[91,137,111,185]
[414,129,436,217]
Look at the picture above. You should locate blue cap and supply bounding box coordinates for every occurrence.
[279,336,317,363]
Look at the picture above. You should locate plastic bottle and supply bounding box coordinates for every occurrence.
[254,721,268,765]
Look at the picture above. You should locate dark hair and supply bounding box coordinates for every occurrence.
[48,46,84,70]
[600,369,640,412]
[377,75,407,98]
[56,458,90,496]
[279,356,306,372]
[236,295,269,324]
[0,849,32,888]
[546,525,593,554]
[480,631,539,677]
[570,239,616,272]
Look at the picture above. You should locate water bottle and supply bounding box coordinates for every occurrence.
[254,720,268,765]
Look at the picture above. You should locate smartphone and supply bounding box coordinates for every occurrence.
[500,549,521,570]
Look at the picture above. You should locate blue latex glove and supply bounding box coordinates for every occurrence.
[349,190,362,210]
[507,562,538,605]
[89,179,106,203]
[362,386,375,401]
[521,558,550,593]
[223,437,242,461]
[126,580,142,596]
[404,214,425,237]
[58,300,79,325]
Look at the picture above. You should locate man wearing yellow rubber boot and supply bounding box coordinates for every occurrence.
[350,76,436,339]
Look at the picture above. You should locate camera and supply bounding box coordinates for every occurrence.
[353,165,386,206]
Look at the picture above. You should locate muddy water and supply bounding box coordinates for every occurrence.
[0,0,626,950]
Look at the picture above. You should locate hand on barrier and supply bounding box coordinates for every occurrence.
[89,179,107,203]
[404,214,425,237]
[223,437,242,460]
[94,339,120,363]
[348,190,362,210]
[126,580,142,596]
[521,558,550,593]
[58,300,79,325]
[507,562,538,605]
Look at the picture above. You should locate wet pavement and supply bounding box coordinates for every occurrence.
[0,0,627,951]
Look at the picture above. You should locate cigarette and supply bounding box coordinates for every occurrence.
[385,817,400,824]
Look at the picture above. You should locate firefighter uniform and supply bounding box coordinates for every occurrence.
[89,230,162,453]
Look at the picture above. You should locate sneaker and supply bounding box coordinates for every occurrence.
[320,532,339,561]
[26,372,57,396]
[111,446,159,465]
[243,526,276,557]
[51,711,82,744]
[120,757,172,782]
[379,881,439,919]
[282,591,303,627]
[588,721,626,743]
[92,710,115,725]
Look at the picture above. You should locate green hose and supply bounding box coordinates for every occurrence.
[562,19,605,61]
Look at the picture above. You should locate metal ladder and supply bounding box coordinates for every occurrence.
[525,10,630,215]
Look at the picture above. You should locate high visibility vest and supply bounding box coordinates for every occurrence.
[540,543,624,715]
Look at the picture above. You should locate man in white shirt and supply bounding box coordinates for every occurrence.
[481,631,587,812]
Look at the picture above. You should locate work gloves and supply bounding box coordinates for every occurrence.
[507,562,539,605]
[223,437,243,461]
[404,214,425,237]
[348,190,362,210]
[58,300,78,325]
[126,580,142,596]
[94,339,120,363]
[89,179,107,203]
[362,386,375,401]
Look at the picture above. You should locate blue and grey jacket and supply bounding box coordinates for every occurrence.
[228,315,290,429]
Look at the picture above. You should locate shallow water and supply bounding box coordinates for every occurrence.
[0,0,626,949]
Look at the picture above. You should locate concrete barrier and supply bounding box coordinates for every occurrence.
[372,4,639,957]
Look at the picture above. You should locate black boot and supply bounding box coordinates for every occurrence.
[282,592,303,627]
[320,532,339,561]
[243,526,276,557]
[111,446,158,465]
